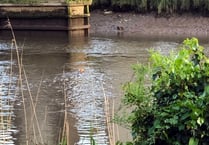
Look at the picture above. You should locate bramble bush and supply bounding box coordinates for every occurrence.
[121,38,209,145]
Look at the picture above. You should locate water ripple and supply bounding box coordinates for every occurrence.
[0,60,17,145]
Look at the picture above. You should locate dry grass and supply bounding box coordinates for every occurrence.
[58,70,68,145]
[4,18,66,145]
[59,63,120,145]
[1,18,45,145]
[102,83,120,145]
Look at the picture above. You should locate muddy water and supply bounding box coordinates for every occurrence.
[1,31,207,145]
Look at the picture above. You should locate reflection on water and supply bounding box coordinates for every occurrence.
[64,37,108,145]
[0,40,17,145]
[1,31,202,145]
[0,33,68,145]
[64,37,179,144]
[14,54,67,145]
[65,57,108,144]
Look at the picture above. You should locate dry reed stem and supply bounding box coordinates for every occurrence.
[7,18,45,145]
[3,39,15,144]
[22,67,44,144]
[112,99,115,145]
[59,69,67,145]
[87,65,98,143]
[0,48,12,144]
[6,39,14,131]
[7,18,29,145]
[29,72,44,144]
[0,68,7,144]
[116,122,120,141]
[102,82,116,145]
[32,123,37,144]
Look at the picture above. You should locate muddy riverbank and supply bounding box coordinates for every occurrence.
[90,10,209,39]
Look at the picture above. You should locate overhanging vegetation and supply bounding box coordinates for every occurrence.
[92,0,209,14]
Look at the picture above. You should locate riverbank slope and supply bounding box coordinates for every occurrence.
[90,10,209,39]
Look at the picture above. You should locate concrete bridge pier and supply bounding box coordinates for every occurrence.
[67,2,91,37]
[0,1,92,38]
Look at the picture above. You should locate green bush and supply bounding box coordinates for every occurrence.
[122,38,209,145]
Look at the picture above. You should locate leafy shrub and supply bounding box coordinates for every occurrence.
[122,38,209,145]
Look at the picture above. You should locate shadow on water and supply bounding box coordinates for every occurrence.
[1,30,209,145]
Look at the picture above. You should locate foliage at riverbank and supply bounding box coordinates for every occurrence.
[1,0,93,4]
[92,0,209,15]
[2,0,209,15]
[121,38,209,145]
[66,0,92,3]
[1,0,44,4]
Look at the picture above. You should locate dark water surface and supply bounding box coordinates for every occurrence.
[0,31,209,145]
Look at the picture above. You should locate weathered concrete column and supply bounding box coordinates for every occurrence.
[0,3,68,30]
[67,1,92,37]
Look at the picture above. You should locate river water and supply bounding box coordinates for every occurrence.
[0,31,208,145]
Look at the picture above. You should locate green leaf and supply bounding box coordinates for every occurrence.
[178,124,185,131]
[197,117,204,126]
[153,119,161,129]
[189,137,199,145]
[180,112,190,121]
[116,141,123,145]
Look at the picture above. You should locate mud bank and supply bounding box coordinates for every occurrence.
[90,10,209,39]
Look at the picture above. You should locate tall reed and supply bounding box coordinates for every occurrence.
[6,18,45,145]
[7,18,30,145]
